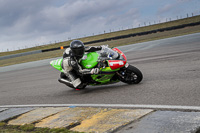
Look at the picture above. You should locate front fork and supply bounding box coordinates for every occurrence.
[116,63,129,79]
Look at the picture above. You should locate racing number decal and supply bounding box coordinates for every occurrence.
[109,61,124,66]
[108,60,126,70]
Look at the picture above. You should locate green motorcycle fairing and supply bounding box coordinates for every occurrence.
[91,66,119,85]
[81,52,99,69]
[50,58,64,72]
[50,52,120,85]
[81,52,119,84]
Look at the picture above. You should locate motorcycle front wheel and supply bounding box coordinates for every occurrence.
[118,65,143,84]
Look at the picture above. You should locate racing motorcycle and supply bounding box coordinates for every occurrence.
[50,46,143,89]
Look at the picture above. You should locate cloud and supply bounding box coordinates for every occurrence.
[0,0,141,51]
[0,0,199,51]
[157,0,200,16]
[158,4,175,14]
[0,0,135,36]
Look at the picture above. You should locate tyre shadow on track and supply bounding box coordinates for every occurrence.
[48,82,145,104]
[57,82,144,96]
[80,83,128,94]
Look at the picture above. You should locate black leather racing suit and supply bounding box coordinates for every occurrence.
[61,46,102,88]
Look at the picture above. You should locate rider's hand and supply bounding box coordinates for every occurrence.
[91,68,99,74]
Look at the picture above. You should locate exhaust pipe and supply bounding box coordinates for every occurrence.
[58,78,74,88]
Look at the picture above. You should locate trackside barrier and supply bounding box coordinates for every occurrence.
[41,46,69,52]
[0,50,42,60]
[81,21,200,45]
[1,21,200,60]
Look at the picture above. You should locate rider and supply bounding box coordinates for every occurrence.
[60,40,103,88]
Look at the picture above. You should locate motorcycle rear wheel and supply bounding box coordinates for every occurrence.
[119,65,143,84]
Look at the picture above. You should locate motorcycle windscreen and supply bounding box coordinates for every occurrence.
[81,52,99,69]
[50,58,64,72]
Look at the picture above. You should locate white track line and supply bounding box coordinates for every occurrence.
[1,104,200,111]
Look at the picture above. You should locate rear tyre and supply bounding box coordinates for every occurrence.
[118,65,143,84]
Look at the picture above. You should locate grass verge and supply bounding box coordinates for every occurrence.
[0,122,82,133]
[0,24,200,67]
[1,15,200,57]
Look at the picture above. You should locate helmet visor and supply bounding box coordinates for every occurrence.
[72,48,85,58]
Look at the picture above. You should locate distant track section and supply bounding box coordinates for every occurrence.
[41,21,200,52]
[0,50,42,60]
[1,20,200,59]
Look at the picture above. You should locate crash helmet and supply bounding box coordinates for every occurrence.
[70,40,85,59]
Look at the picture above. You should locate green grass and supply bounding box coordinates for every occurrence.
[1,15,200,57]
[0,15,200,67]
[0,122,82,133]
[1,23,200,67]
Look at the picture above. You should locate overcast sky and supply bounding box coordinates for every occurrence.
[0,0,200,52]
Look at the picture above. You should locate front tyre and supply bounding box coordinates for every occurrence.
[118,65,143,84]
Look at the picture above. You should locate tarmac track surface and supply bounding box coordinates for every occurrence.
[0,33,200,106]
